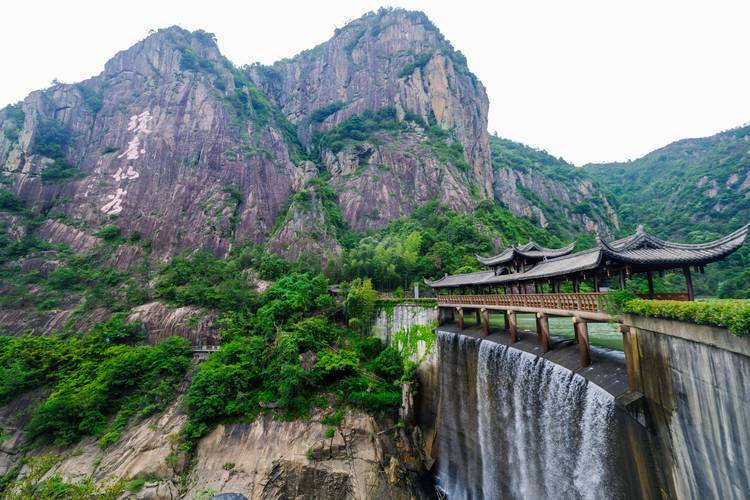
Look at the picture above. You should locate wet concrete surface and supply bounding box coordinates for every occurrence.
[438,321,629,397]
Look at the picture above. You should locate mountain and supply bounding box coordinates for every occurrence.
[490,135,619,244]
[587,124,750,296]
[1,8,619,272]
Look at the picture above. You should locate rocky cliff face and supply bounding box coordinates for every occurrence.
[251,9,493,199]
[0,390,430,499]
[490,136,619,239]
[0,27,300,261]
[1,8,620,269]
[1,10,499,264]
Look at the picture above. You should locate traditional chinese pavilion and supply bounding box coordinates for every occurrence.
[426,224,749,300]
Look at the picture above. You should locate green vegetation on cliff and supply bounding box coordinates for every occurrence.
[341,200,563,290]
[587,125,750,297]
[0,318,191,447]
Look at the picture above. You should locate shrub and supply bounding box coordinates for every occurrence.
[368,346,404,382]
[0,190,23,212]
[310,101,346,123]
[399,52,433,78]
[97,224,122,241]
[622,299,750,336]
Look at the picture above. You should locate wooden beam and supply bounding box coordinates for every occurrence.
[537,313,550,353]
[457,307,464,330]
[508,310,518,342]
[481,308,489,336]
[683,267,695,301]
[573,317,591,367]
[647,271,654,299]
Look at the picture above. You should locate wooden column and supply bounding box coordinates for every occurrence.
[619,269,626,289]
[508,310,518,342]
[573,317,591,367]
[457,307,464,330]
[593,272,600,292]
[481,308,489,336]
[537,313,550,353]
[647,271,654,299]
[683,267,694,301]
[503,310,509,331]
[572,277,580,293]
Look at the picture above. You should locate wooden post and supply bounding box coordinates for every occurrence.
[683,266,694,301]
[475,309,481,326]
[572,277,580,293]
[537,313,550,353]
[481,308,489,336]
[503,310,509,331]
[457,307,464,330]
[594,272,600,292]
[573,317,591,367]
[619,269,626,289]
[647,271,654,299]
[508,310,518,342]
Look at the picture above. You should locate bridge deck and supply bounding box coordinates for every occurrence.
[437,321,629,397]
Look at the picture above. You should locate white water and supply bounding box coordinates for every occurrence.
[435,331,616,499]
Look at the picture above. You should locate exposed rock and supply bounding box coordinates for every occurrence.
[1,27,298,261]
[128,301,218,345]
[37,219,101,253]
[253,8,493,227]
[322,130,476,231]
[267,190,342,266]
[493,166,618,237]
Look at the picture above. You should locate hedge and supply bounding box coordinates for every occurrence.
[622,299,750,337]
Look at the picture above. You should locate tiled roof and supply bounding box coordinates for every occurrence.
[476,241,575,266]
[426,224,749,288]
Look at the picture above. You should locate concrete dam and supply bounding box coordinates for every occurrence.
[383,303,750,499]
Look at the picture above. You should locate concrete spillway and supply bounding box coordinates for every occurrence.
[426,329,656,499]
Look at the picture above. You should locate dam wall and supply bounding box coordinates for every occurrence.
[621,315,750,500]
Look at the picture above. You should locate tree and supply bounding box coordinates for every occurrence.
[344,278,378,334]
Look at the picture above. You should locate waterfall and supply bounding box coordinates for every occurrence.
[435,331,618,499]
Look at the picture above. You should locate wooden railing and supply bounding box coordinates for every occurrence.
[437,293,607,312]
[437,292,691,313]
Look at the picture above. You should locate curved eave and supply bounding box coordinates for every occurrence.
[476,241,576,266]
[515,241,576,260]
[476,249,514,266]
[601,224,749,267]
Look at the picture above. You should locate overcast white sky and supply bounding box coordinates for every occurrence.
[2,1,749,165]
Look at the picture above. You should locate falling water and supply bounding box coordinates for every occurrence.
[435,331,618,499]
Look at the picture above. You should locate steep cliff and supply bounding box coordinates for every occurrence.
[0,27,301,261]
[251,8,493,230]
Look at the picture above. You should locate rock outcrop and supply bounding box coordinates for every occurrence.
[1,27,298,261]
[251,9,493,201]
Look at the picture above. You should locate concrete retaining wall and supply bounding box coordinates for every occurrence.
[621,315,750,500]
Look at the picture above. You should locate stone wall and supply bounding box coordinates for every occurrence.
[621,315,750,500]
[372,304,438,345]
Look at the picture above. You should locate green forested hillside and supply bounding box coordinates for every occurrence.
[587,124,750,297]
[489,135,618,246]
